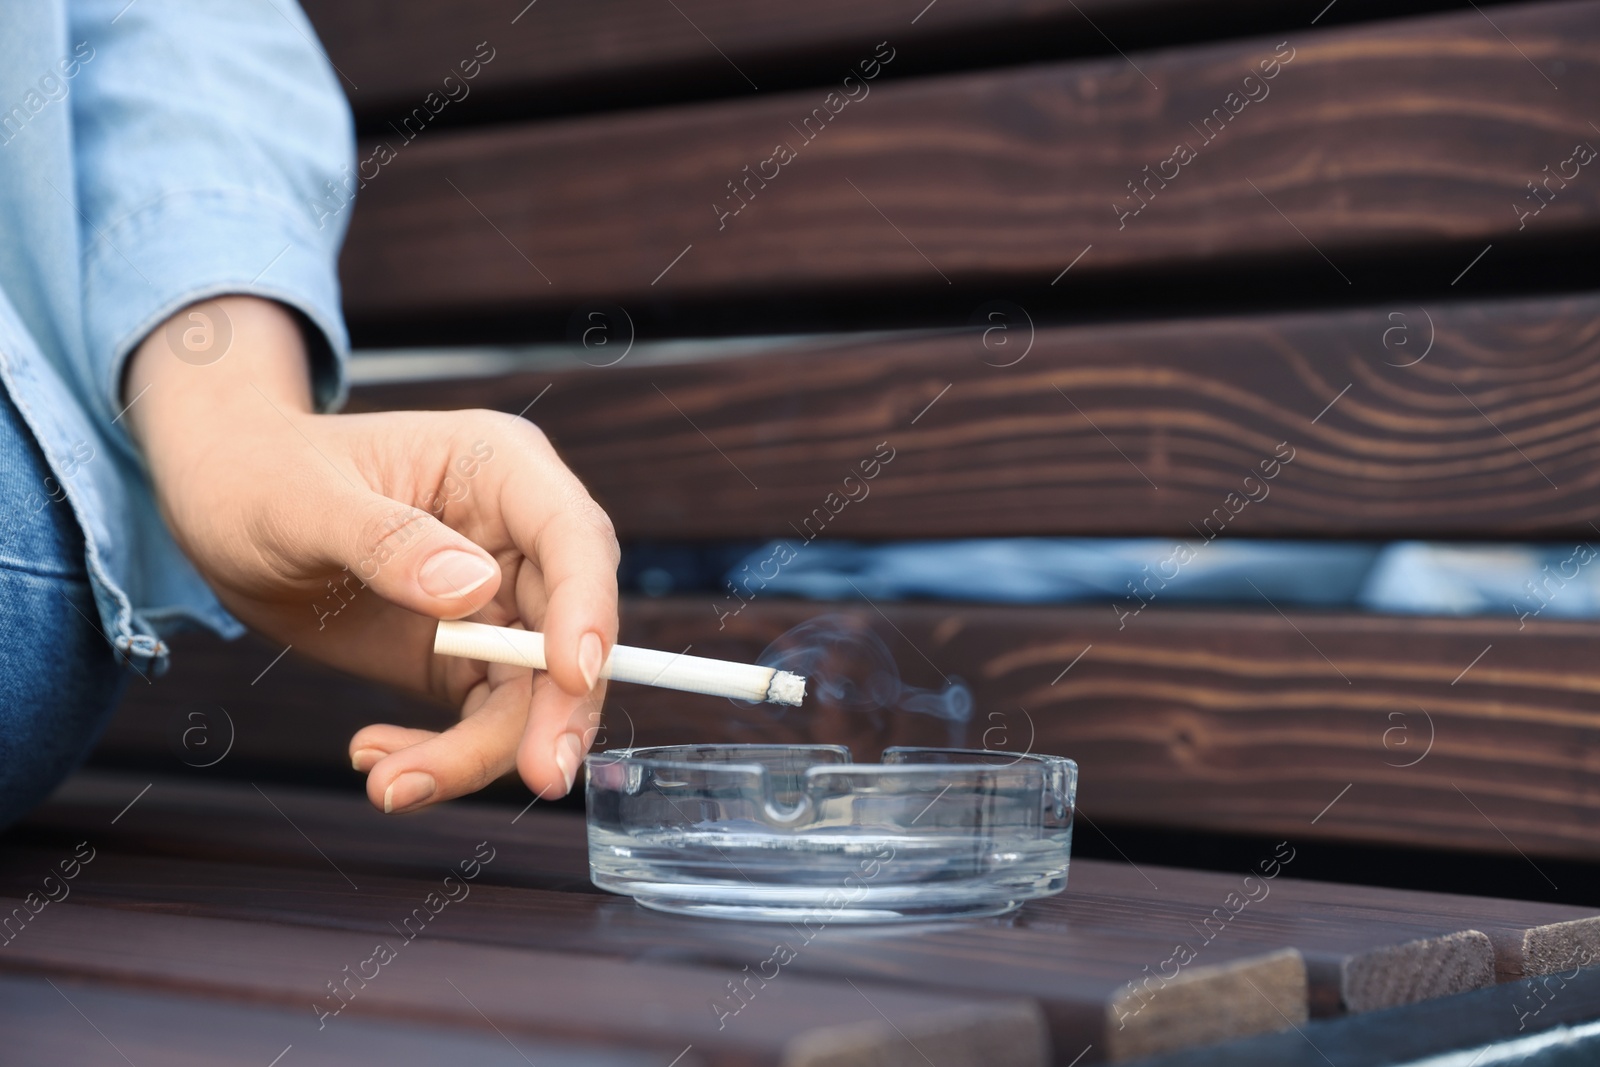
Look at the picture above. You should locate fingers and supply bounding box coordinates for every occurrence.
[349,723,439,773]
[517,671,606,799]
[311,484,502,622]
[537,509,619,698]
[359,676,531,814]
[485,424,616,798]
[348,416,621,811]
[499,428,620,701]
[354,675,603,812]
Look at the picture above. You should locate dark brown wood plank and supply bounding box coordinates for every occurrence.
[0,973,668,1067]
[0,841,1432,1024]
[90,590,1600,862]
[1126,962,1600,1067]
[0,896,1047,1067]
[350,294,1600,539]
[338,2,1600,318]
[301,0,1248,119]
[1052,861,1595,1012]
[24,767,587,893]
[615,598,1600,865]
[88,629,458,794]
[0,839,1306,1062]
[0,840,1440,1025]
[1032,876,1493,1019]
[27,772,1600,1013]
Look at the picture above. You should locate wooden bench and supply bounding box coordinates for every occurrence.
[9,0,1600,1063]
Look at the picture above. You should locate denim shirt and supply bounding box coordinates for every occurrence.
[0,0,353,667]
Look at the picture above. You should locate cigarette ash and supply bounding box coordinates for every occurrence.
[740,613,972,745]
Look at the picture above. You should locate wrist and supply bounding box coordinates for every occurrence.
[125,295,315,457]
[124,296,321,543]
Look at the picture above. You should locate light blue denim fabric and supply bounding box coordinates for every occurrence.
[0,380,126,826]
[728,539,1383,607]
[726,538,1600,619]
[0,0,354,667]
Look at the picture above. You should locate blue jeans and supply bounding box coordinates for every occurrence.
[0,383,127,829]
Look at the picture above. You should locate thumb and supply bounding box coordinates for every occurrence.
[321,492,500,619]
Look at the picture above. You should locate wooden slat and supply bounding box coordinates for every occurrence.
[91,591,1600,862]
[1125,963,1600,1067]
[0,839,1304,1062]
[89,629,458,791]
[0,973,668,1067]
[350,294,1600,539]
[1051,862,1597,1010]
[338,2,1600,319]
[617,598,1600,864]
[28,772,1600,1010]
[24,765,588,893]
[0,834,1440,1030]
[0,840,1438,1023]
[17,775,1313,1059]
[301,0,1257,119]
[1035,875,1494,1018]
[0,896,1047,1067]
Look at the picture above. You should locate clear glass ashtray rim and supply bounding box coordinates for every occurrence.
[582,743,1078,779]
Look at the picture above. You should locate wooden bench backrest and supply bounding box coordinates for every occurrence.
[104,0,1600,871]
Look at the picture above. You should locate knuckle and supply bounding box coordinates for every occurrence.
[580,499,619,547]
[568,497,621,564]
[358,502,427,553]
[349,727,383,751]
[466,747,500,790]
[508,416,553,452]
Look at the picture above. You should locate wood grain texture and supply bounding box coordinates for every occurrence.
[28,772,1599,1014]
[1030,870,1496,1016]
[349,294,1600,539]
[0,974,670,1067]
[1334,932,1491,1015]
[337,2,1600,318]
[0,841,1405,1026]
[1517,917,1600,980]
[613,598,1600,864]
[90,629,458,788]
[299,0,1230,118]
[24,766,589,893]
[92,589,1600,862]
[0,897,1047,1067]
[1126,961,1600,1067]
[0,839,1303,1061]
[1057,858,1600,996]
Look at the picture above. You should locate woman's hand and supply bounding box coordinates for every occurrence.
[123,296,618,813]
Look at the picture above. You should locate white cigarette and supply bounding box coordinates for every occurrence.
[433,620,807,706]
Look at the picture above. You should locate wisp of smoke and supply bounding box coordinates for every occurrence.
[741,613,973,743]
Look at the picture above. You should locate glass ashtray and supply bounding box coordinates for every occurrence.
[585,744,1077,922]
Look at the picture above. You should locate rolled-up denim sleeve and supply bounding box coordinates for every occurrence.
[68,0,355,429]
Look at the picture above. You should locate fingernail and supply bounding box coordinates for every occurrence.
[578,632,604,691]
[383,771,436,813]
[554,733,584,794]
[418,550,496,599]
[351,748,384,773]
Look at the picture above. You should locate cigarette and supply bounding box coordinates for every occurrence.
[433,620,807,706]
